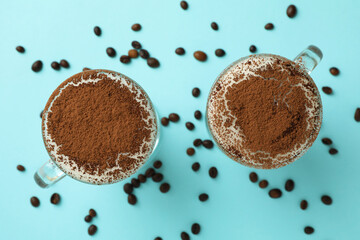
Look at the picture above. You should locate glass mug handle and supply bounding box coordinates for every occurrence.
[294,45,323,74]
[34,159,66,188]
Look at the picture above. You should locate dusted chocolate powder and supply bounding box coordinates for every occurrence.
[42,70,158,184]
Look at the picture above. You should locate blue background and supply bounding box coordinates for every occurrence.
[1,0,359,239]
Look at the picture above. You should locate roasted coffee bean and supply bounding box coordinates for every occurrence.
[175,47,185,55]
[330,67,340,76]
[215,49,225,57]
[16,46,25,53]
[94,26,101,36]
[31,60,43,72]
[123,183,133,194]
[194,51,207,61]
[161,117,169,126]
[152,173,163,182]
[209,167,218,178]
[145,168,155,177]
[304,226,314,234]
[269,189,282,198]
[321,195,332,205]
[84,215,92,223]
[192,87,200,97]
[60,59,70,68]
[264,23,274,30]
[202,140,214,149]
[185,122,195,130]
[89,209,97,217]
[16,165,25,172]
[186,147,195,156]
[120,55,131,64]
[285,179,295,192]
[300,200,308,210]
[249,45,257,53]
[30,196,40,207]
[193,139,202,147]
[154,237,162,240]
[194,110,202,120]
[211,22,219,30]
[131,178,141,188]
[128,194,137,205]
[131,41,142,49]
[329,148,338,155]
[192,162,200,172]
[199,193,209,202]
[40,110,43,118]
[83,67,91,71]
[191,223,201,235]
[180,1,188,10]
[50,193,61,205]
[354,108,360,122]
[138,174,147,183]
[147,58,160,68]
[106,47,116,57]
[88,224,97,236]
[249,172,258,183]
[153,160,162,169]
[286,5,297,18]
[51,61,60,70]
[169,113,180,122]
[181,232,190,240]
[139,49,149,59]
[131,23,141,31]
[322,86,333,95]
[128,49,138,58]
[259,180,268,188]
[321,137,333,145]
[160,183,170,193]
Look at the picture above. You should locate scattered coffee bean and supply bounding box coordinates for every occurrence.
[131,178,141,188]
[128,194,137,205]
[161,117,170,126]
[84,215,92,223]
[329,148,338,155]
[120,55,131,64]
[259,180,268,188]
[264,23,274,30]
[175,47,185,55]
[354,108,360,122]
[89,209,97,217]
[40,110,43,118]
[51,61,60,70]
[139,49,150,59]
[286,5,297,18]
[60,59,69,68]
[194,51,207,62]
[321,195,332,205]
[193,139,202,147]
[300,200,308,210]
[322,86,333,95]
[181,232,190,240]
[194,110,202,120]
[145,168,156,178]
[152,173,163,182]
[50,193,61,205]
[31,60,43,72]
[249,172,258,183]
[304,226,314,235]
[147,58,160,68]
[169,113,180,122]
[131,23,141,31]
[138,174,147,183]
[93,26,101,36]
[192,162,200,172]
[249,45,257,53]
[199,193,209,202]
[153,160,162,169]
[16,46,25,53]
[128,49,138,58]
[321,137,333,145]
[106,47,116,57]
[30,196,40,207]
[83,67,91,71]
[269,189,282,198]
[191,223,201,235]
[123,183,133,194]
[185,122,195,130]
[285,179,295,192]
[154,237,162,240]
[88,224,97,236]
[211,22,219,30]
[209,167,218,179]
[131,41,142,49]
[186,147,195,156]
[16,165,25,172]
[215,49,225,57]
[329,67,340,76]
[192,87,200,97]
[202,140,214,149]
[160,183,170,193]
[180,1,188,10]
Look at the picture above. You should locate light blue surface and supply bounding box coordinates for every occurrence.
[0,0,359,239]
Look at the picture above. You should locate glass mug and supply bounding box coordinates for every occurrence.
[34,70,160,188]
[206,46,323,169]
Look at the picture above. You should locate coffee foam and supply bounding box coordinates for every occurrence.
[207,55,322,169]
[43,70,158,184]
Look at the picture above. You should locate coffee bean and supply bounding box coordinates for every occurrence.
[259,180,268,188]
[249,45,257,53]
[131,178,140,188]
[185,122,195,130]
[154,237,162,240]
[211,22,219,30]
[175,47,185,55]
[83,67,91,71]
[215,49,225,57]
[84,215,92,223]
[88,224,97,236]
[93,26,101,36]
[209,167,218,178]
[286,5,297,18]
[40,110,43,118]
[147,58,160,68]
[192,87,200,97]
[60,59,69,68]
[199,193,209,202]
[180,1,188,10]
[194,110,202,120]
[131,23,141,31]
[123,183,133,194]
[132,41,142,49]
[161,117,170,126]
[285,179,295,192]
[249,172,258,183]
[264,23,274,30]
[304,226,314,235]
[194,51,207,62]
[192,162,200,172]
[269,189,282,198]
[30,196,40,207]
[181,232,190,240]
[16,164,25,172]
[354,108,360,122]
[330,67,340,76]
[186,147,195,156]
[106,47,116,57]
[321,137,333,145]
[193,139,202,147]
[128,49,138,58]
[329,148,338,155]
[16,46,25,53]
[139,49,149,59]
[160,183,170,193]
[120,55,131,64]
[202,140,214,149]
[50,193,61,205]
[152,173,163,182]
[169,113,180,122]
[145,168,156,178]
[138,174,147,183]
[191,223,201,234]
[321,195,332,205]
[89,209,97,217]
[31,60,43,72]
[128,194,137,205]
[51,61,60,70]
[153,160,162,169]
[300,200,308,210]
[322,86,333,95]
